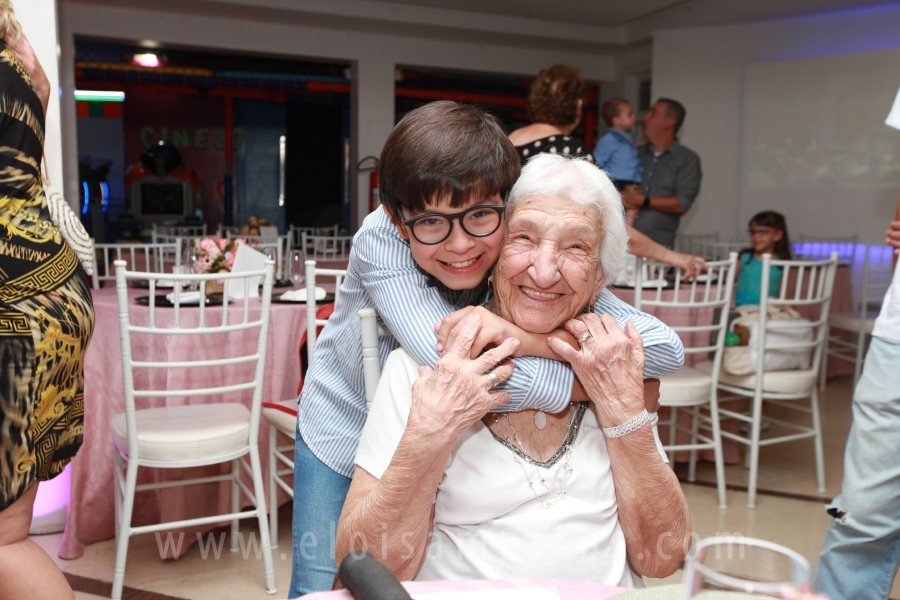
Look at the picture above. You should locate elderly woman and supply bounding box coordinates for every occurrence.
[336,154,690,586]
[509,63,706,280]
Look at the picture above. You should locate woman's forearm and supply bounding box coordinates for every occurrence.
[336,429,452,580]
[606,425,691,578]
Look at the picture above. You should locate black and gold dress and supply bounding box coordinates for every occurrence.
[0,41,94,511]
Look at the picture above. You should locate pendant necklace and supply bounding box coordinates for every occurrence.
[534,410,547,429]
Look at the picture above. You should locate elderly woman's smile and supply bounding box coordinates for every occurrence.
[493,194,605,335]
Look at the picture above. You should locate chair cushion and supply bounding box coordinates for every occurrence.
[695,360,817,394]
[262,400,298,438]
[110,403,251,462]
[659,367,712,404]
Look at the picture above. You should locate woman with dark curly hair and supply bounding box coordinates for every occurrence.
[509,64,594,164]
[510,64,707,280]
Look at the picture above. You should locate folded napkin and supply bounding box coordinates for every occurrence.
[280,287,327,302]
[164,291,230,304]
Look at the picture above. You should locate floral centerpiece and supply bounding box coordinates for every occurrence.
[193,237,246,283]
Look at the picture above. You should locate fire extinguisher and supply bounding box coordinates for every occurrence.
[358,156,379,213]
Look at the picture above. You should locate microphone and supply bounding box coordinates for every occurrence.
[338,551,412,600]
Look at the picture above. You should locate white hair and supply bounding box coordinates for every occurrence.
[507,153,628,286]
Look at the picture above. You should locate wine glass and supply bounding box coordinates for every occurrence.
[183,246,200,291]
[683,536,814,598]
[289,250,305,288]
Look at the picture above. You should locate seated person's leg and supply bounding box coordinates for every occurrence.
[289,433,352,596]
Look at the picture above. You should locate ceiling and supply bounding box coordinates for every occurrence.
[65,0,900,56]
[357,0,688,28]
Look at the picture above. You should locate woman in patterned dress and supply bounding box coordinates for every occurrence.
[0,3,94,598]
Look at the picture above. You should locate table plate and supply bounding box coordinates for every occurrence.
[135,294,229,307]
[130,280,176,289]
[272,293,336,304]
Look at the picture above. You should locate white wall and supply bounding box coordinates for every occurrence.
[59,1,617,228]
[15,1,67,207]
[652,3,900,244]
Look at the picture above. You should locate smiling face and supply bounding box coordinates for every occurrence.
[748,224,784,254]
[492,195,605,334]
[393,193,505,290]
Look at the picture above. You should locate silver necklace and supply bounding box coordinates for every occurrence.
[490,403,583,509]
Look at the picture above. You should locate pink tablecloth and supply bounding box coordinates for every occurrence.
[59,287,307,559]
[303,578,630,599]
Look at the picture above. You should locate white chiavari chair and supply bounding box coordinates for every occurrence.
[260,261,350,546]
[635,253,738,508]
[301,232,353,261]
[110,260,277,599]
[93,242,180,289]
[703,253,838,507]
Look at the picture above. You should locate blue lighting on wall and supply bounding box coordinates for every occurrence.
[82,182,90,215]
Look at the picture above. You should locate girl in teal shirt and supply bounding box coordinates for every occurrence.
[735,211,793,306]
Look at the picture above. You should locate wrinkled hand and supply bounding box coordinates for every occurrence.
[887,220,900,253]
[435,305,527,358]
[620,184,644,210]
[5,34,50,115]
[411,313,518,442]
[671,252,707,281]
[546,314,646,428]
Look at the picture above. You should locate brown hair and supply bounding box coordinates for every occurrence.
[0,0,22,48]
[601,98,631,128]
[379,101,520,217]
[526,64,585,127]
[658,98,686,134]
[745,211,793,260]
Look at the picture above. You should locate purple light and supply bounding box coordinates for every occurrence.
[133,53,160,68]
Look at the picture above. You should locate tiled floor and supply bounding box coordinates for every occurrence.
[30,375,900,599]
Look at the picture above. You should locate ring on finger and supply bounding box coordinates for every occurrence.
[488,371,500,387]
[579,331,592,344]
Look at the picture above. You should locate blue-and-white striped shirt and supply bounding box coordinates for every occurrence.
[297,207,684,478]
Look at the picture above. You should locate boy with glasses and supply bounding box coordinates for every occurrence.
[288,101,685,596]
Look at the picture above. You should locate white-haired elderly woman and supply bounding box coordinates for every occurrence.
[336,154,690,587]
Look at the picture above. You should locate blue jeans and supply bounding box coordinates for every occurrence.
[288,433,352,597]
[816,336,900,600]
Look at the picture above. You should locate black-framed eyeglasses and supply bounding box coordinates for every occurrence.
[401,204,507,245]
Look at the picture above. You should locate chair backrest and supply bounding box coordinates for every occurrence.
[755,253,839,380]
[113,259,276,459]
[288,225,316,250]
[635,253,739,378]
[695,240,745,261]
[677,232,719,255]
[94,242,180,289]
[302,232,353,261]
[216,225,241,238]
[152,223,207,242]
[303,259,347,363]
[358,308,382,406]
